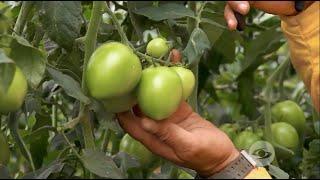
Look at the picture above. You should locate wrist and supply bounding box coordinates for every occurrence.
[198,148,240,177]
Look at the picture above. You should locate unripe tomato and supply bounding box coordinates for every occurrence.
[271,100,306,135]
[271,122,299,150]
[0,132,10,165]
[119,134,159,170]
[219,123,238,141]
[170,49,182,64]
[146,38,169,58]
[86,42,142,99]
[0,67,27,114]
[234,131,261,150]
[137,66,183,120]
[171,67,195,100]
[103,91,137,113]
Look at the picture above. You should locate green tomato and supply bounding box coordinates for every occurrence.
[137,66,183,120]
[271,122,299,150]
[103,91,137,113]
[0,67,27,114]
[219,123,238,141]
[171,67,195,100]
[120,134,159,170]
[86,42,142,99]
[271,100,306,135]
[146,38,169,58]
[234,131,261,150]
[0,131,10,165]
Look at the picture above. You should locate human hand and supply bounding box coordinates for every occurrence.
[117,102,239,177]
[224,1,299,30]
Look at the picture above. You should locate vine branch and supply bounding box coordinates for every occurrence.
[80,1,105,150]
[13,1,33,35]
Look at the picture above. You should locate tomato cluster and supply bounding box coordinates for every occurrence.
[220,100,305,159]
[86,38,195,120]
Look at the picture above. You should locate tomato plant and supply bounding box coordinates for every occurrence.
[86,42,142,99]
[219,123,238,141]
[272,100,306,135]
[234,131,262,150]
[146,38,169,58]
[0,67,27,114]
[271,122,299,150]
[137,66,183,120]
[171,66,195,100]
[103,91,137,113]
[0,1,318,179]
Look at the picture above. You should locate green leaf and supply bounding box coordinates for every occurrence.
[28,113,51,168]
[37,1,82,50]
[22,160,65,179]
[0,34,46,89]
[183,27,210,67]
[0,49,15,93]
[81,149,125,179]
[47,67,90,104]
[239,28,284,74]
[300,139,320,178]
[133,3,195,21]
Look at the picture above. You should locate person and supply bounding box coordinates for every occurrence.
[117,1,319,179]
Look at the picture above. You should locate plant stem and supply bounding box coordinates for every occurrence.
[8,112,35,172]
[13,1,33,35]
[80,1,104,150]
[264,58,293,154]
[105,2,133,48]
[187,1,199,112]
[101,129,111,153]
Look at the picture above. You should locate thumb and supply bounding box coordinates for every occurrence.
[141,118,195,151]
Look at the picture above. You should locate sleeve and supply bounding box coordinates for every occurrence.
[245,167,272,179]
[280,1,320,112]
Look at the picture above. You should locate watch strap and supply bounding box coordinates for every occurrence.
[197,150,256,179]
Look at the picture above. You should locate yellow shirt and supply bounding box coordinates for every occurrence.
[245,2,319,179]
[280,1,320,112]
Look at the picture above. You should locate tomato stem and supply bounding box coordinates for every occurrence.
[264,58,293,154]
[13,1,33,35]
[187,2,199,112]
[105,2,133,49]
[80,1,105,151]
[8,111,36,172]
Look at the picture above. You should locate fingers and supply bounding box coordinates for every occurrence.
[228,1,250,15]
[141,117,195,153]
[224,4,237,30]
[224,1,250,30]
[116,111,182,163]
[163,101,193,124]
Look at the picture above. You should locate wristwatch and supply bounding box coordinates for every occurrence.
[196,150,257,179]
